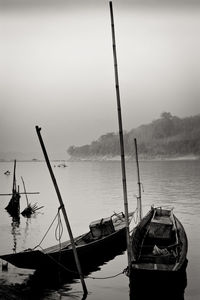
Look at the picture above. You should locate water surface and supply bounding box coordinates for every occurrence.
[0,160,199,299]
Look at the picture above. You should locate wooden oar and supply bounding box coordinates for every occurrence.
[36,125,88,296]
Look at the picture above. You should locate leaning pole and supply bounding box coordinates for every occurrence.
[35,126,88,297]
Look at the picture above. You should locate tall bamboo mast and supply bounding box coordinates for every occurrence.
[109,1,131,271]
[134,138,142,221]
[35,126,88,297]
[12,160,17,194]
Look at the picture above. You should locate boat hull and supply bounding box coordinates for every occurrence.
[129,263,188,300]
[0,226,127,272]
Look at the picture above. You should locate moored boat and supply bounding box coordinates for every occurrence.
[0,212,133,272]
[131,206,188,273]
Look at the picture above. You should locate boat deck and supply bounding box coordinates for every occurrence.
[151,215,172,225]
[43,213,130,254]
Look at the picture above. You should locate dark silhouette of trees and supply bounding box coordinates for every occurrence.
[67,113,200,159]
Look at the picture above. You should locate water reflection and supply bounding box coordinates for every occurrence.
[10,216,32,257]
[11,216,20,254]
[24,243,126,299]
[5,192,21,219]
[22,217,31,249]
[129,266,187,300]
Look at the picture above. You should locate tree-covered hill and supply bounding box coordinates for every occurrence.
[67,113,200,160]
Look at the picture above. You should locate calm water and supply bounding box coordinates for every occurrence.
[0,160,199,299]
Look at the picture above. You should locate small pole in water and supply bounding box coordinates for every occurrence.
[35,126,88,297]
[134,138,142,221]
[109,1,132,273]
[12,160,17,195]
[21,177,29,207]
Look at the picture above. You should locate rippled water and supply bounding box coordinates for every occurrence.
[0,160,199,299]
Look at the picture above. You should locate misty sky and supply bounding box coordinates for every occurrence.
[1,0,200,158]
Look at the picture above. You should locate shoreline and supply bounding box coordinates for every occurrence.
[0,155,199,163]
[67,154,200,162]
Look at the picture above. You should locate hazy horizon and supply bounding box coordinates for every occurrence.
[1,0,200,159]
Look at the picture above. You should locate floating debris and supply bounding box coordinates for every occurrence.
[57,163,67,168]
[21,203,44,218]
[20,177,43,218]
[1,161,41,219]
[4,170,11,176]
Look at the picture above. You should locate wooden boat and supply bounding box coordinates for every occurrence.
[108,3,187,280]
[0,212,133,272]
[131,206,188,273]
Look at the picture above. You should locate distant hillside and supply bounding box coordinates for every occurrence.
[67,113,200,160]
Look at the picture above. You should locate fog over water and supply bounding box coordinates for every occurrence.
[0,160,199,299]
[0,0,200,159]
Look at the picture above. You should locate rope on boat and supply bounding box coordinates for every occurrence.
[55,209,63,242]
[34,205,139,250]
[32,206,62,250]
[132,206,139,224]
[30,207,132,280]
[36,244,81,273]
[86,268,128,280]
[55,209,63,285]
[36,243,126,279]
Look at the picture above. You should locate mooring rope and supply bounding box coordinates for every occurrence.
[132,206,139,224]
[55,209,63,242]
[36,244,126,280]
[86,268,127,280]
[32,207,62,250]
[36,244,80,273]
[29,206,131,280]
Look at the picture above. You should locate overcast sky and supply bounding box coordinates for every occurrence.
[1,0,200,159]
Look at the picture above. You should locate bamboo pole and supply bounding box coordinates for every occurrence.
[12,160,16,194]
[0,192,40,196]
[109,1,131,272]
[21,177,29,206]
[134,138,142,221]
[35,126,88,297]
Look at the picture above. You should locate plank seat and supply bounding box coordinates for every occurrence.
[151,215,172,225]
[139,252,176,264]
